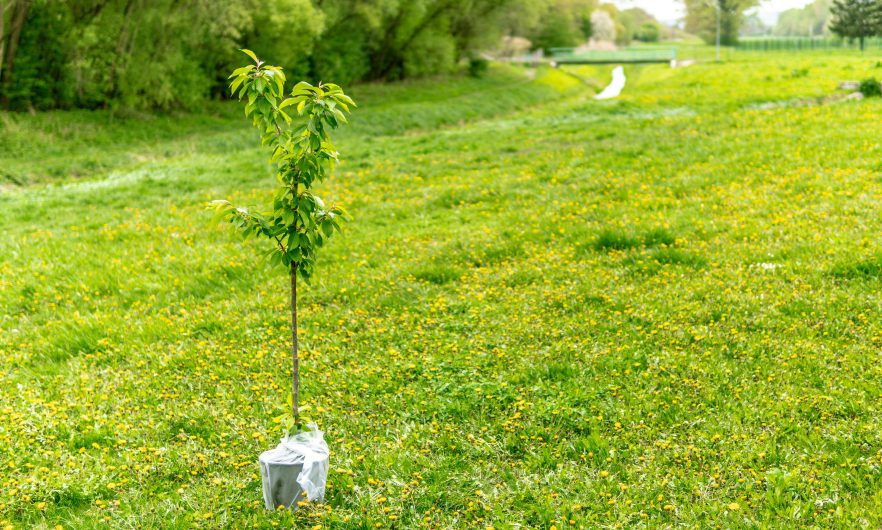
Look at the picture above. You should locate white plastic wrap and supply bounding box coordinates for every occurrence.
[259,423,329,509]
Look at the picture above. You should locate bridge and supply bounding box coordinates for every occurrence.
[548,47,677,65]
[508,47,677,66]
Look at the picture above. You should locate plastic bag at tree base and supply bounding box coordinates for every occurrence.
[259,422,329,510]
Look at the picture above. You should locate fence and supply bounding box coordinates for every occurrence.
[736,37,882,52]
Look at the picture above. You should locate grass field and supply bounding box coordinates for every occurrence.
[2,52,882,528]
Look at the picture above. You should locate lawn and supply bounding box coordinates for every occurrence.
[2,52,882,528]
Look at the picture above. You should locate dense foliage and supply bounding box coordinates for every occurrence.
[211,51,354,424]
[0,0,663,111]
[684,0,760,46]
[860,76,882,96]
[829,0,882,50]
[774,0,834,36]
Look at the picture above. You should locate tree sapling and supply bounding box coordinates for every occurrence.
[209,49,354,508]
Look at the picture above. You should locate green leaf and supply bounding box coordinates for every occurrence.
[241,49,259,63]
[335,94,356,107]
[211,60,354,286]
[230,66,253,77]
[230,75,246,95]
[332,109,348,124]
[292,81,317,95]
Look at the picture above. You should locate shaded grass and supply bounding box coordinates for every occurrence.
[831,255,882,279]
[593,227,677,252]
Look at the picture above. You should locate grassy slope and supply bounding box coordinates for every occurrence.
[2,55,882,528]
[0,66,582,187]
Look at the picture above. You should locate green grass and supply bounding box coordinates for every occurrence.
[3,52,882,528]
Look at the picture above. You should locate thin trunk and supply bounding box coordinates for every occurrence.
[290,264,299,425]
[0,1,6,84]
[375,0,457,79]
[3,0,29,102]
[4,0,28,73]
[108,0,137,102]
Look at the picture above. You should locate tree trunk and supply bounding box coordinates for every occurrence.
[290,264,299,425]
[4,0,29,78]
[0,1,6,85]
[374,0,457,79]
[860,36,865,52]
[1,0,29,107]
[108,0,137,102]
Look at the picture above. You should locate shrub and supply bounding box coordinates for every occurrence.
[635,22,660,43]
[468,57,489,78]
[859,78,882,97]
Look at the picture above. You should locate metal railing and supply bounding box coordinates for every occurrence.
[736,37,882,51]
[548,47,677,64]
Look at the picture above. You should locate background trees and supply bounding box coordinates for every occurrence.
[829,0,882,50]
[620,8,664,43]
[684,0,760,46]
[774,0,834,36]
[0,0,667,111]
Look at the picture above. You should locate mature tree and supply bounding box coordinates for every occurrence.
[829,0,882,50]
[2,1,69,109]
[311,0,538,82]
[0,0,32,104]
[620,7,664,42]
[0,0,621,110]
[0,2,4,85]
[740,13,769,36]
[592,3,628,44]
[636,22,661,41]
[684,0,760,46]
[591,9,616,42]
[533,9,581,49]
[775,0,834,36]
[529,0,597,51]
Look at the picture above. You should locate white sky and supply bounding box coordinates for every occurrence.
[611,0,816,26]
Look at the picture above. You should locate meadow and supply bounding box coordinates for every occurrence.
[2,50,882,528]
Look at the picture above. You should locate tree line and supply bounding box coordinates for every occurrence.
[688,0,882,47]
[772,0,882,49]
[0,0,673,111]
[5,0,875,112]
[775,0,834,36]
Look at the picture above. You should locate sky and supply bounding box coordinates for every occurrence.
[611,0,815,26]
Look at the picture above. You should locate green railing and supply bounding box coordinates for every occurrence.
[548,47,677,64]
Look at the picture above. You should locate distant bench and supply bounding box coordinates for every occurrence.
[548,48,677,65]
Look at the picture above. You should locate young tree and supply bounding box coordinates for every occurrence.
[829,0,882,51]
[210,50,354,426]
